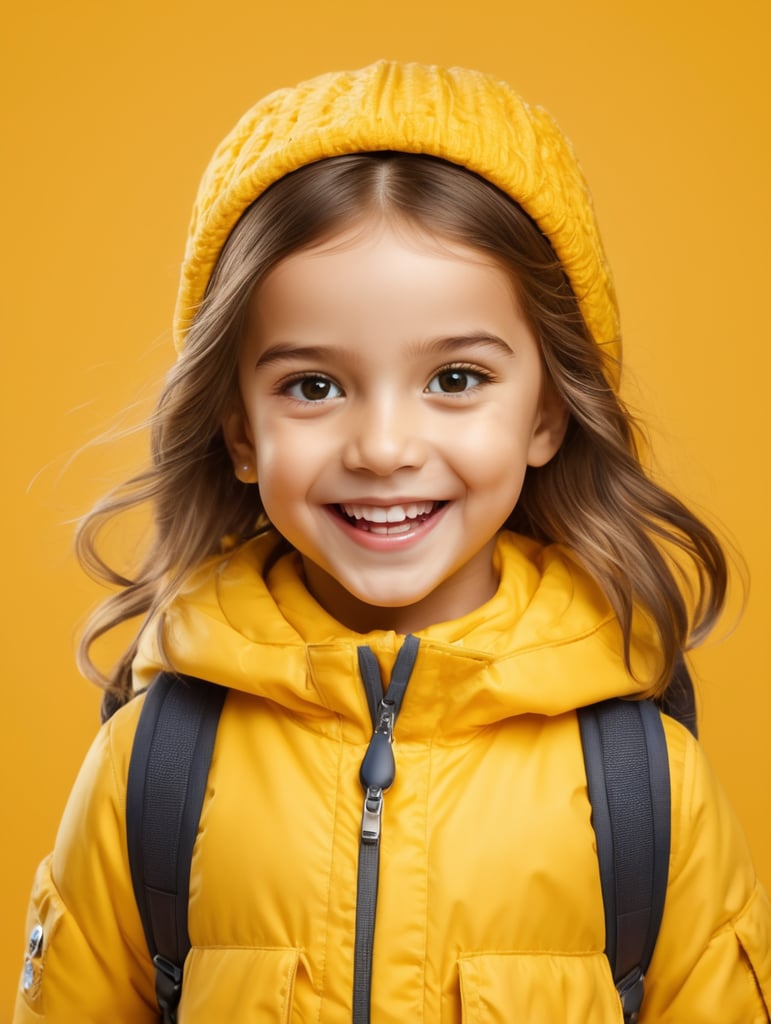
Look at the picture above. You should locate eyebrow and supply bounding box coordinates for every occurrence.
[408,333,517,361]
[254,333,516,369]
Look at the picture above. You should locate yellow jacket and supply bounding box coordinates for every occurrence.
[15,532,771,1022]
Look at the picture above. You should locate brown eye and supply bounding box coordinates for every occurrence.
[426,368,484,394]
[285,376,343,401]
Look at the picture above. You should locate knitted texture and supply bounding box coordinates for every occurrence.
[174,61,620,376]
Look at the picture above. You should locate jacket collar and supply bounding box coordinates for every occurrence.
[134,531,656,740]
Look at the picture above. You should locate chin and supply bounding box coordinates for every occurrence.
[347,587,431,611]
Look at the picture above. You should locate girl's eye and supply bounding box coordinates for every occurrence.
[425,367,487,394]
[284,376,343,402]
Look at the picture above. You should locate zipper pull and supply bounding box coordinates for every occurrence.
[360,788,384,844]
[360,701,396,791]
[359,700,396,844]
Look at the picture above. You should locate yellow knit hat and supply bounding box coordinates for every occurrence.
[174,61,620,375]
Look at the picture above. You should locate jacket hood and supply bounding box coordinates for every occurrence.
[133,531,658,740]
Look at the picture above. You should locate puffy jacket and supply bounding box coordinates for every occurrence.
[14,531,771,1022]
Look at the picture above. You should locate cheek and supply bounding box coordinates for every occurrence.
[253,421,328,514]
[255,464,306,544]
[450,414,536,522]
[252,417,301,476]
[455,409,535,475]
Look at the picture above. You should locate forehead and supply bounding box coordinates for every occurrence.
[237,215,542,379]
[248,214,522,332]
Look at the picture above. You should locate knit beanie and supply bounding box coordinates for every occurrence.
[174,61,620,376]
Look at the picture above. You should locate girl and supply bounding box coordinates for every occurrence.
[14,61,771,1022]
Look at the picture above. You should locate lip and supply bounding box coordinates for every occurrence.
[325,500,450,551]
[335,496,442,506]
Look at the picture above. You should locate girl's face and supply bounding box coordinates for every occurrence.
[224,215,567,633]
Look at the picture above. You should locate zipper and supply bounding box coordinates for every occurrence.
[352,635,420,1024]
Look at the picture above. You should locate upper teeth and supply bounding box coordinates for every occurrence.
[341,501,435,523]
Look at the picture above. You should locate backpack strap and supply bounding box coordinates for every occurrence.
[126,673,227,1024]
[578,699,672,1024]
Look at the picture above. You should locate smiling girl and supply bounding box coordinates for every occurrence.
[14,63,771,1023]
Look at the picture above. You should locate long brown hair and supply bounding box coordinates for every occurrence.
[76,153,727,716]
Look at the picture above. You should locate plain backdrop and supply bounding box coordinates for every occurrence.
[2,0,769,1012]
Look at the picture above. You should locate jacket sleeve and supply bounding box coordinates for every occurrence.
[640,717,771,1023]
[13,699,158,1023]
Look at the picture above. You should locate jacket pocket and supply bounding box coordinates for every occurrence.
[178,946,299,1023]
[459,951,623,1023]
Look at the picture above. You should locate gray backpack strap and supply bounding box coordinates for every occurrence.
[126,673,226,1024]
[578,699,672,1024]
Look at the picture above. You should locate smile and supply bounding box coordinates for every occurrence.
[335,501,445,535]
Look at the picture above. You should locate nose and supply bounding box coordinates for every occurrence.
[341,394,427,476]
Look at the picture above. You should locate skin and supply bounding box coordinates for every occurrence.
[224,215,568,634]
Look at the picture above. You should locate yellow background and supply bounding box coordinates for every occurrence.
[2,0,769,1011]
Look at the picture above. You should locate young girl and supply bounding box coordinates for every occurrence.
[14,61,770,1023]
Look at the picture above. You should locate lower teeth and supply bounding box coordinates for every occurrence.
[368,522,412,535]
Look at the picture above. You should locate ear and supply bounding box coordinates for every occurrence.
[526,384,570,467]
[222,402,259,483]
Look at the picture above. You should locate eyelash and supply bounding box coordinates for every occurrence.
[276,362,495,404]
[424,362,494,395]
[278,374,344,403]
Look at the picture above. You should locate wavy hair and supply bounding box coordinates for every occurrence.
[76,153,727,717]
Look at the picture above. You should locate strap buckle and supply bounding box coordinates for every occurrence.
[153,954,183,1023]
[617,966,645,1023]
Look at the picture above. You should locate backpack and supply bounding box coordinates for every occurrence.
[125,665,696,1024]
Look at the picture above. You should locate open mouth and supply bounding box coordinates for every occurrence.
[333,501,446,535]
